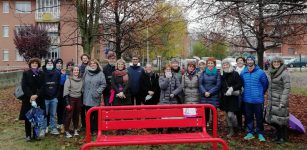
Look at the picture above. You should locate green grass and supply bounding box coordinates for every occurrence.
[291,87,307,96]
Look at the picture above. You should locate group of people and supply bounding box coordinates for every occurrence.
[19,52,290,145]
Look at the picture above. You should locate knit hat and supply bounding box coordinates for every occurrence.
[28,58,41,68]
[222,58,234,72]
[198,60,206,65]
[54,58,63,65]
[107,51,116,59]
[206,57,216,65]
[171,59,179,64]
[246,55,256,63]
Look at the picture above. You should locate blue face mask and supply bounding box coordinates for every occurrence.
[46,65,53,70]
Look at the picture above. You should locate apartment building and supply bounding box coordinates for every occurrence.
[0,0,84,69]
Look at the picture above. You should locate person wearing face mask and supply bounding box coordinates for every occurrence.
[110,59,132,106]
[199,57,221,128]
[241,55,268,142]
[220,58,243,138]
[182,61,200,104]
[234,57,246,131]
[83,59,106,134]
[140,64,160,105]
[19,58,45,141]
[159,64,182,104]
[63,66,83,138]
[42,59,61,135]
[53,58,66,133]
[103,51,117,106]
[265,56,290,144]
[127,54,144,105]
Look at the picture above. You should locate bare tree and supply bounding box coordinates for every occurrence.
[186,0,307,68]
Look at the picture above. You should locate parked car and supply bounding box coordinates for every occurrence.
[283,57,296,65]
[287,58,307,68]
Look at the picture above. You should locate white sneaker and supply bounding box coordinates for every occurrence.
[45,127,49,134]
[65,131,72,138]
[74,130,79,136]
[50,128,60,135]
[39,130,46,137]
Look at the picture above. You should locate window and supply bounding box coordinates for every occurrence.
[16,1,31,13]
[16,50,23,61]
[3,1,9,13]
[2,25,9,37]
[15,25,30,35]
[3,50,9,61]
[46,46,59,59]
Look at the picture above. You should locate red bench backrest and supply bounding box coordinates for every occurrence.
[97,104,208,131]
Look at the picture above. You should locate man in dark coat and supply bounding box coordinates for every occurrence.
[127,55,144,105]
[103,51,116,106]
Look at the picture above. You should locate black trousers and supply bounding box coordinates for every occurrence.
[57,96,65,125]
[84,106,98,132]
[25,120,35,138]
[131,94,144,105]
[272,123,288,140]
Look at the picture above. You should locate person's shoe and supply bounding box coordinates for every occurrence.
[25,136,31,142]
[39,130,46,137]
[244,133,255,140]
[74,130,79,136]
[227,127,234,138]
[50,128,60,135]
[276,138,286,144]
[45,127,49,134]
[258,134,266,142]
[65,131,72,138]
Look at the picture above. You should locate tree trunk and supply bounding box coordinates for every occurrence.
[257,49,264,69]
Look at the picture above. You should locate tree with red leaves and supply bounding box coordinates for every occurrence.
[14,25,51,62]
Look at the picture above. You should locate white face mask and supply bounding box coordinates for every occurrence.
[46,64,53,70]
[165,72,172,78]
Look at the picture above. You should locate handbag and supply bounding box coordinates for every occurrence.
[14,84,24,100]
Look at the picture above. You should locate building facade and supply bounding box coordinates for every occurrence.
[0,0,86,69]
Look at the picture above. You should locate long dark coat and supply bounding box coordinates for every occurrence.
[140,72,160,105]
[111,73,132,106]
[19,69,45,120]
[220,71,243,112]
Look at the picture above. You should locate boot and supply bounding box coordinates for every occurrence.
[227,127,234,138]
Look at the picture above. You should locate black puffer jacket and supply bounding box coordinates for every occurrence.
[140,72,160,105]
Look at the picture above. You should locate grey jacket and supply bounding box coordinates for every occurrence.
[182,73,200,104]
[265,64,291,126]
[159,75,182,104]
[83,69,107,106]
[63,76,83,98]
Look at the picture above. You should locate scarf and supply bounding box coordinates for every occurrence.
[187,69,196,80]
[31,68,40,76]
[146,72,154,77]
[270,64,286,79]
[88,66,101,74]
[113,70,128,83]
[205,67,217,76]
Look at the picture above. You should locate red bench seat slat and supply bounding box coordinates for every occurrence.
[97,133,211,142]
[101,118,204,130]
[102,108,203,119]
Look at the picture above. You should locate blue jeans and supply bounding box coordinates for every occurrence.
[244,102,264,135]
[44,98,58,130]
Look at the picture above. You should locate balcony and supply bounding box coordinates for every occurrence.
[35,0,60,22]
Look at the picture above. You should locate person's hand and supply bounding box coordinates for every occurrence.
[170,94,174,98]
[205,92,210,97]
[66,105,72,111]
[61,69,66,74]
[148,91,154,96]
[30,95,38,102]
[100,101,105,106]
[225,87,233,96]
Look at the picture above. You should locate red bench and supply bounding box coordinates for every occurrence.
[81,104,228,150]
